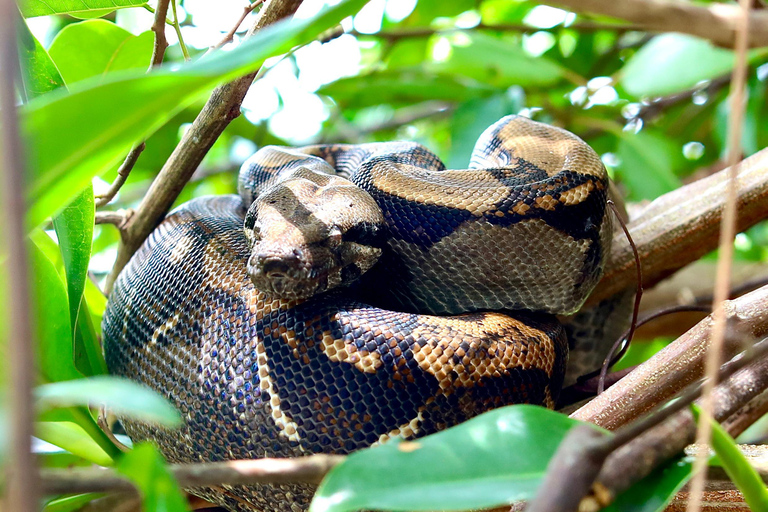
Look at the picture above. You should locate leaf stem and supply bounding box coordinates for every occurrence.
[171,0,191,61]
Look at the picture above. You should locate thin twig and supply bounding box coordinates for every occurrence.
[150,0,171,68]
[0,3,38,511]
[39,454,344,495]
[170,0,191,61]
[211,0,266,51]
[97,407,131,453]
[687,0,752,507]
[95,143,145,207]
[598,200,642,394]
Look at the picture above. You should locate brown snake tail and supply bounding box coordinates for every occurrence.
[103,115,611,511]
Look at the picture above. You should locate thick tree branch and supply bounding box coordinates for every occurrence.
[544,0,768,48]
[587,147,768,306]
[572,285,768,429]
[106,0,303,293]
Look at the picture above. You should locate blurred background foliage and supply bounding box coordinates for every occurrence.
[5,0,768,509]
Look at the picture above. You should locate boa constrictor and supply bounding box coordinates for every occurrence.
[103,115,613,511]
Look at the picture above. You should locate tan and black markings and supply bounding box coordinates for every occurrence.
[104,116,610,512]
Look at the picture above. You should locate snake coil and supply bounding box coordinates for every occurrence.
[104,115,612,511]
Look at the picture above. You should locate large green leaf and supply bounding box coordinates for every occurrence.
[620,34,734,98]
[36,376,182,427]
[428,31,564,88]
[116,443,189,512]
[310,405,594,512]
[19,0,147,18]
[17,19,66,101]
[38,405,123,461]
[48,20,153,85]
[22,0,369,228]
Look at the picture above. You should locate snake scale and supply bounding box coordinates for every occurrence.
[103,115,614,511]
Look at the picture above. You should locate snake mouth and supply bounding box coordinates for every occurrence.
[247,249,330,300]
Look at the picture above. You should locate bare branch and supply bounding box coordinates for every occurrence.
[543,0,768,48]
[150,0,172,67]
[0,4,38,511]
[95,143,145,207]
[106,0,304,293]
[39,454,344,495]
[211,0,266,51]
[95,209,133,230]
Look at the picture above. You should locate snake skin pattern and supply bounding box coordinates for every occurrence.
[103,116,612,511]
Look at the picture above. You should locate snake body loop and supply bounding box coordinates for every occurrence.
[104,116,611,511]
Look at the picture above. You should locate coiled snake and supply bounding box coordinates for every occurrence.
[103,116,613,511]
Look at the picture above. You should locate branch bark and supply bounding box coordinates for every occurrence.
[544,0,768,48]
[105,0,303,293]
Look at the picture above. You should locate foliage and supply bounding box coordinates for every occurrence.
[3,0,768,510]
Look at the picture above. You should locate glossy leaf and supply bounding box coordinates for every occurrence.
[36,376,182,427]
[311,405,595,512]
[29,237,83,383]
[48,20,154,85]
[19,0,147,18]
[605,457,692,512]
[35,421,114,466]
[116,443,189,512]
[22,0,369,228]
[17,19,66,101]
[620,34,734,98]
[692,405,768,511]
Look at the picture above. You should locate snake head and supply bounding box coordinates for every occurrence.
[244,168,385,300]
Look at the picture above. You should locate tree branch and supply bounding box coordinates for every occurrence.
[39,454,344,495]
[543,0,768,48]
[587,147,768,306]
[105,0,304,293]
[572,285,768,429]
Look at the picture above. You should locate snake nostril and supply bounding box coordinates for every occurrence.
[260,253,301,276]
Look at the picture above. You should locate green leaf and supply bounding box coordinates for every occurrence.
[17,18,66,101]
[691,405,768,511]
[52,187,94,340]
[320,69,497,109]
[36,376,182,427]
[35,421,114,466]
[38,405,122,462]
[401,0,475,27]
[48,20,153,85]
[19,0,147,18]
[310,405,594,512]
[116,443,189,512]
[29,236,83,383]
[620,34,734,98]
[22,0,369,228]
[43,494,103,512]
[605,457,692,512]
[615,130,682,201]
[428,31,564,88]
